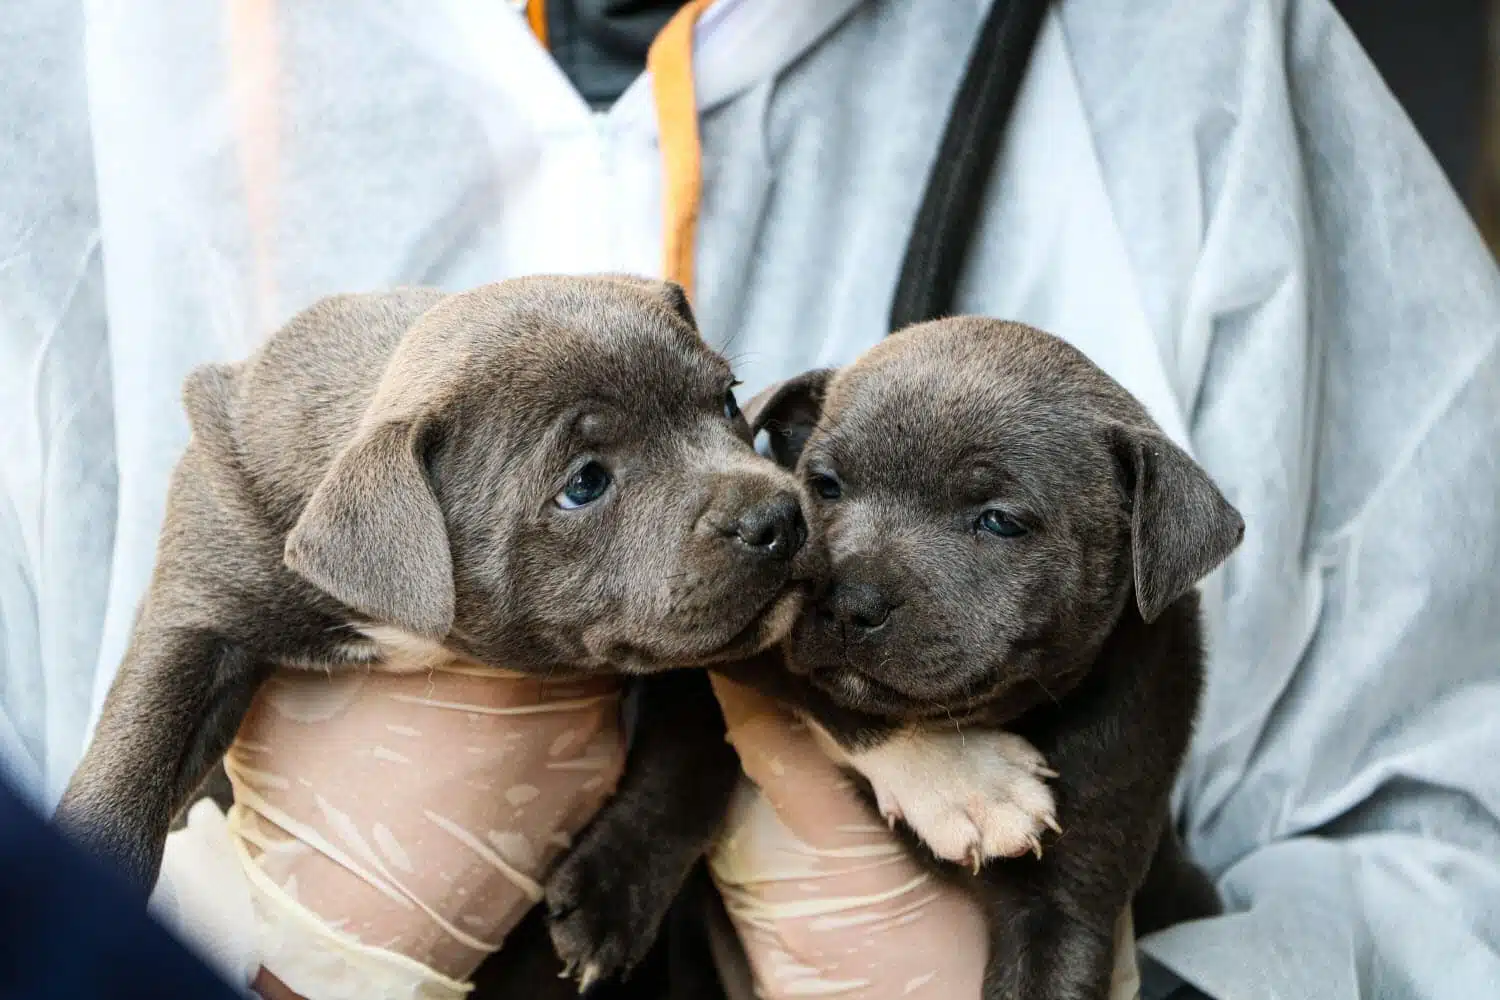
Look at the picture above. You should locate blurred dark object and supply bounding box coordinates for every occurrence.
[1476,1,1500,254]
[546,0,689,109]
[1331,0,1497,246]
[0,772,241,1000]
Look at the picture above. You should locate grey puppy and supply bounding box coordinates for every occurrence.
[715,317,1243,1000]
[53,274,816,987]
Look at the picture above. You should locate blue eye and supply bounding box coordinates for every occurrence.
[809,473,842,501]
[556,462,612,509]
[977,509,1027,537]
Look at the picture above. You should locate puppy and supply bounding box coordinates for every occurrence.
[717,317,1242,1000]
[54,275,815,987]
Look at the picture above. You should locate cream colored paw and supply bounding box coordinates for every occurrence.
[841,728,1059,869]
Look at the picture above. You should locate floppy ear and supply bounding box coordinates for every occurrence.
[743,369,834,468]
[651,279,696,330]
[179,363,240,456]
[595,274,697,330]
[284,419,454,637]
[1112,425,1244,623]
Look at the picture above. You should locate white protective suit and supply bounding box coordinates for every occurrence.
[2,1,1499,997]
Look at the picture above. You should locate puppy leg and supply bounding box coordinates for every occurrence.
[546,668,739,991]
[1130,814,1220,936]
[54,628,267,892]
[974,701,1192,993]
[980,871,1120,1000]
[966,794,1145,1000]
[963,793,1166,999]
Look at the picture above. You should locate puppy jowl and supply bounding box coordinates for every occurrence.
[735,317,1243,1000]
[53,275,815,989]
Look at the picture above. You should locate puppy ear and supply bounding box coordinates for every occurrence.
[653,279,696,330]
[285,419,454,637]
[743,369,834,468]
[1112,426,1244,623]
[181,363,236,433]
[180,363,240,455]
[595,274,697,329]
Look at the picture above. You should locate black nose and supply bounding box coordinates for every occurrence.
[824,581,894,632]
[733,492,807,561]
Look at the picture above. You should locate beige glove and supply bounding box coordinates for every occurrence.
[708,678,1140,1000]
[152,663,624,1000]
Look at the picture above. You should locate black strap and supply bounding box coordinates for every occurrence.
[888,0,1053,331]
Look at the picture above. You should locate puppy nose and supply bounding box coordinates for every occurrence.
[733,492,807,561]
[825,581,894,632]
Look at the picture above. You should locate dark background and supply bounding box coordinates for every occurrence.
[1334,0,1500,250]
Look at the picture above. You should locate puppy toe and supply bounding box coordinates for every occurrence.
[969,796,1041,860]
[576,962,603,995]
[978,770,1059,858]
[544,856,634,989]
[872,785,904,828]
[990,732,1052,776]
[1008,769,1058,823]
[901,797,983,865]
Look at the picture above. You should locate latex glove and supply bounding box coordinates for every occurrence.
[151,664,624,1000]
[707,677,1140,1000]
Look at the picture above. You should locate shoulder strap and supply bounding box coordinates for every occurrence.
[888,0,1052,331]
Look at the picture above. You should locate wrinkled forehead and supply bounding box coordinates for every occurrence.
[464,291,733,438]
[812,345,1112,498]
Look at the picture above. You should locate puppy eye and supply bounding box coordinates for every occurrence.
[808,473,843,501]
[723,386,742,423]
[977,509,1027,538]
[556,461,612,509]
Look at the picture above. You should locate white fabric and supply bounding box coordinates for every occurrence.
[152,799,263,994]
[4,1,1500,997]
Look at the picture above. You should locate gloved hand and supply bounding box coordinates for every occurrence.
[708,677,1141,1000]
[150,664,625,1000]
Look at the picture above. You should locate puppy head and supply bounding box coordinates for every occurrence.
[285,275,815,675]
[750,318,1243,721]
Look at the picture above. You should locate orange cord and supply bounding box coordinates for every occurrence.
[226,0,281,335]
[646,0,712,300]
[526,0,549,49]
[643,3,773,726]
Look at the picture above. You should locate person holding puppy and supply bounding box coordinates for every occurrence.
[4,2,1499,999]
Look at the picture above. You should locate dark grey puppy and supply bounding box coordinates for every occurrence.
[53,274,815,988]
[718,317,1242,1000]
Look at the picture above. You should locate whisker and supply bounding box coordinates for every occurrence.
[942,705,966,746]
[1028,676,1061,707]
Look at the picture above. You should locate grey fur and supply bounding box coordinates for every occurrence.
[53,275,815,987]
[723,317,1243,1000]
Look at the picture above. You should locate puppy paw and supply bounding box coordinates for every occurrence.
[544,825,679,992]
[847,729,1059,869]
